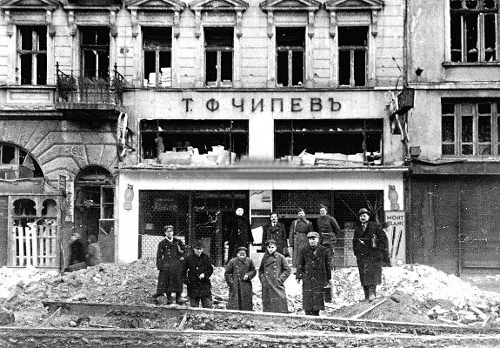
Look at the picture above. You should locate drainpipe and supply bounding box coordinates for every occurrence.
[403,0,409,87]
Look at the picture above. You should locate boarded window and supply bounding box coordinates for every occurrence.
[450,0,499,62]
[143,27,172,87]
[276,27,305,87]
[205,27,233,87]
[338,26,368,87]
[18,26,47,85]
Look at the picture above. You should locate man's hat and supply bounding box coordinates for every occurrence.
[192,240,204,249]
[319,204,328,210]
[358,208,371,216]
[163,225,174,230]
[236,246,248,253]
[307,231,320,239]
[265,239,277,246]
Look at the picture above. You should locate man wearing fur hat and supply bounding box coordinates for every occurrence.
[258,239,291,313]
[183,240,214,308]
[317,204,341,266]
[352,208,388,302]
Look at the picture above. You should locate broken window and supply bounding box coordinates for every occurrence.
[338,26,368,87]
[442,101,500,156]
[18,26,47,85]
[140,120,248,164]
[275,120,382,165]
[205,27,233,87]
[0,143,43,179]
[81,26,110,79]
[143,27,172,87]
[276,27,305,87]
[450,0,498,62]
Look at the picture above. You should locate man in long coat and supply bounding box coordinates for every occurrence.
[183,240,214,308]
[317,204,341,264]
[156,225,186,304]
[352,208,388,302]
[224,246,256,311]
[296,232,332,316]
[226,207,253,259]
[261,212,288,256]
[258,239,291,313]
[289,207,313,268]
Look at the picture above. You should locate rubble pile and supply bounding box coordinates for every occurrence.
[1,261,500,326]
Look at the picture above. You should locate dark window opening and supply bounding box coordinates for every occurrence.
[143,27,172,87]
[205,27,233,87]
[140,120,248,164]
[276,27,305,87]
[338,26,368,86]
[81,26,110,79]
[0,143,43,179]
[275,120,382,165]
[18,26,47,85]
[442,100,500,156]
[450,0,499,62]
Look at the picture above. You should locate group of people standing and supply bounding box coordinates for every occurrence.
[155,205,389,315]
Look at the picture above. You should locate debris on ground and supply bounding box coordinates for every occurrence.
[1,261,500,327]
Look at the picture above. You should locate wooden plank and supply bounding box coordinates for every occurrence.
[350,298,387,319]
[43,307,62,326]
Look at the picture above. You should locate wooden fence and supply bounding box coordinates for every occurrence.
[10,225,59,268]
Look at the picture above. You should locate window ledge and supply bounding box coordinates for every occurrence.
[0,84,56,90]
[443,61,500,67]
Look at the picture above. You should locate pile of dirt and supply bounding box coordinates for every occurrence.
[1,261,500,326]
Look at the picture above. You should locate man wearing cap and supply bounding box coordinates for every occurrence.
[289,208,313,268]
[156,225,186,305]
[224,246,256,311]
[226,207,253,260]
[261,212,288,257]
[258,239,291,313]
[296,231,332,316]
[317,204,341,265]
[183,240,214,308]
[353,208,388,302]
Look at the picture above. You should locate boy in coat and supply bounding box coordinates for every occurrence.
[183,240,214,308]
[156,225,186,304]
[224,246,256,311]
[352,208,389,302]
[296,231,332,316]
[258,239,291,313]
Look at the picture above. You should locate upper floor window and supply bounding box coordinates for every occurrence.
[338,26,368,87]
[143,27,172,87]
[81,26,110,79]
[18,26,47,85]
[450,0,498,62]
[442,101,500,156]
[205,27,234,87]
[0,143,43,179]
[276,27,305,87]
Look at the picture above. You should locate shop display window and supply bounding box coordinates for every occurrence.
[274,119,383,165]
[276,27,305,87]
[205,27,234,87]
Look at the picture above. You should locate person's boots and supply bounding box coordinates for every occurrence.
[175,292,183,305]
[166,294,173,305]
[362,286,370,301]
[368,286,376,302]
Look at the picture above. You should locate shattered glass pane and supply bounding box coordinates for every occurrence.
[462,116,473,142]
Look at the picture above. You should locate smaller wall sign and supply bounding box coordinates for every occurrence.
[384,211,406,265]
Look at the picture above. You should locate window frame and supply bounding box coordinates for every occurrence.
[275,27,305,87]
[17,26,47,86]
[80,26,111,79]
[142,27,172,88]
[450,0,499,63]
[204,27,234,87]
[338,25,368,87]
[441,100,500,157]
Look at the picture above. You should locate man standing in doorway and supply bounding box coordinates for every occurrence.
[296,231,332,316]
[289,207,313,268]
[226,207,253,260]
[261,212,288,257]
[317,204,341,266]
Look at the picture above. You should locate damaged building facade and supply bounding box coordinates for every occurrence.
[406,0,500,275]
[0,0,408,268]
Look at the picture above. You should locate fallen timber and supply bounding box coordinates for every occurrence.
[41,300,500,336]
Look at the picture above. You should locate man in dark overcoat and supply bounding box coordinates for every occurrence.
[289,207,313,268]
[260,212,288,256]
[352,208,389,302]
[258,239,291,313]
[296,232,332,316]
[183,240,214,308]
[156,225,186,304]
[226,207,253,259]
[224,246,256,311]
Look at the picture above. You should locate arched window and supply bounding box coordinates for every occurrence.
[0,143,43,179]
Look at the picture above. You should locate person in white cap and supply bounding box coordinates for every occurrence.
[353,208,388,302]
[296,231,332,316]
